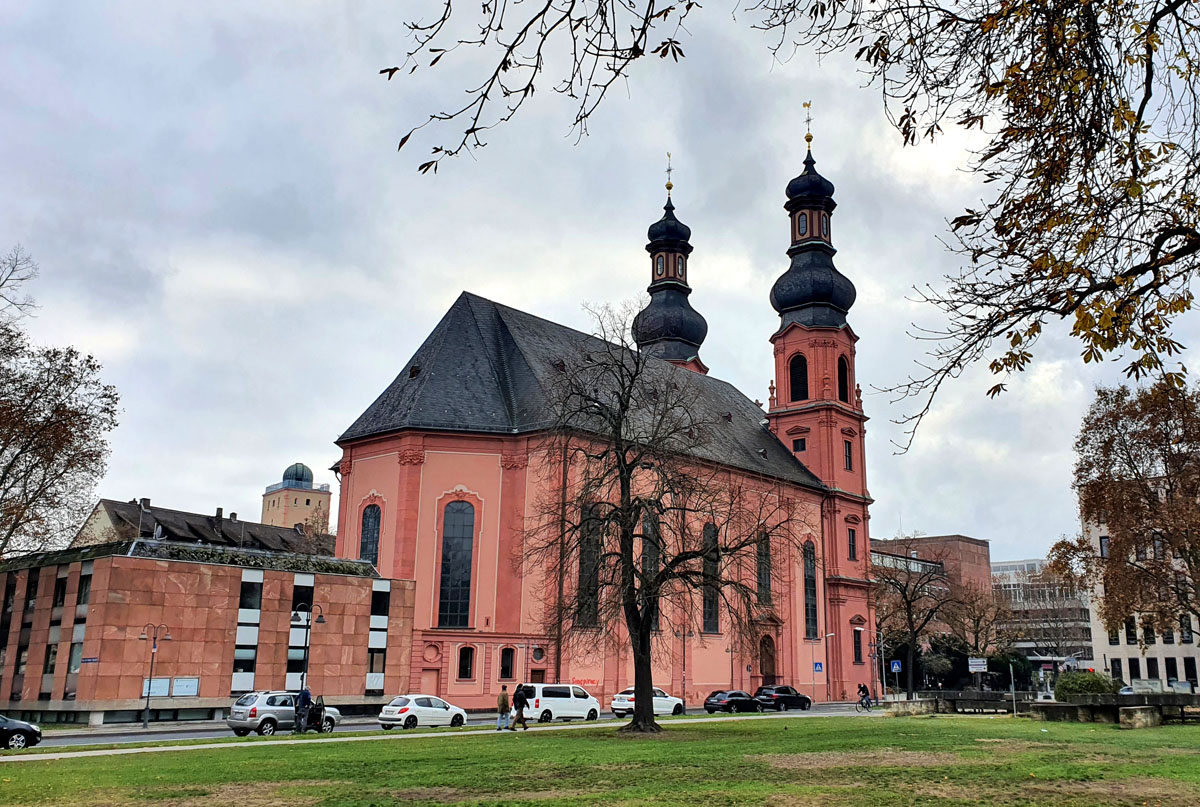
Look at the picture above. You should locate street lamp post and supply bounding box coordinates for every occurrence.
[290,603,325,690]
[138,623,172,729]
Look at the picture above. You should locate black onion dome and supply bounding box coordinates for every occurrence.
[786,151,835,201]
[647,197,692,244]
[770,248,856,327]
[283,462,314,486]
[633,289,709,349]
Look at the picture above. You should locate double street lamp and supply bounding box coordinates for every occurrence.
[138,623,172,729]
[290,603,325,689]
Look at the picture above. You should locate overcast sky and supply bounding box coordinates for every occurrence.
[3,2,1179,562]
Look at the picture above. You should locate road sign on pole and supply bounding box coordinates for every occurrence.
[968,657,988,673]
[890,660,902,673]
[813,661,823,673]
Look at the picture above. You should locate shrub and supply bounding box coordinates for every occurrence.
[1053,671,1120,701]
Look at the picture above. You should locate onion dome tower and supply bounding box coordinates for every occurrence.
[769,140,856,329]
[632,168,709,373]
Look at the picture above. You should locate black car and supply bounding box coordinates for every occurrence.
[754,685,812,711]
[0,713,42,750]
[703,690,761,714]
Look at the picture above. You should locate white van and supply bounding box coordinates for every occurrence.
[511,683,601,723]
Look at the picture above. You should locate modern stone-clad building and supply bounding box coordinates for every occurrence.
[0,500,414,725]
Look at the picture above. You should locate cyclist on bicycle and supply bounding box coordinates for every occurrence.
[856,683,872,711]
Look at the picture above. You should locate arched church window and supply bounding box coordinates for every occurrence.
[499,647,515,679]
[756,532,771,605]
[789,354,809,402]
[676,255,684,278]
[803,542,818,639]
[656,255,665,277]
[457,645,474,679]
[821,213,830,236]
[438,501,475,628]
[702,523,719,633]
[577,504,602,628]
[796,213,808,237]
[359,505,381,566]
[837,356,850,403]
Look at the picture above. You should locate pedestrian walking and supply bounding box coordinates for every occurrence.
[510,685,529,731]
[496,685,511,731]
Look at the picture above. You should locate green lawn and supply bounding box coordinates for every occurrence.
[5,716,1200,806]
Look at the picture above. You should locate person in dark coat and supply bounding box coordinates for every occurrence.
[510,686,529,731]
[295,686,313,733]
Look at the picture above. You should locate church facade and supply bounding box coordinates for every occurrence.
[332,147,875,708]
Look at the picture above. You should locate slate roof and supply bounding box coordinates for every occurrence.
[340,292,825,491]
[87,499,336,556]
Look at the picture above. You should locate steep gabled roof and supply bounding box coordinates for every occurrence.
[339,292,825,491]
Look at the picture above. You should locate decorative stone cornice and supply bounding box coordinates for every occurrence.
[397,449,426,466]
[339,458,352,476]
[500,454,529,470]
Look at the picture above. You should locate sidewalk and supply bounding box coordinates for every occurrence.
[46,715,382,739]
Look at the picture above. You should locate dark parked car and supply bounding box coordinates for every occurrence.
[0,713,42,750]
[704,690,761,713]
[754,685,812,711]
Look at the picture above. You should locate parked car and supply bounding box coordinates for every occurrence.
[225,691,341,736]
[512,683,601,723]
[1118,686,1135,695]
[754,685,812,711]
[610,687,685,718]
[379,694,467,730]
[703,690,761,713]
[0,714,42,750]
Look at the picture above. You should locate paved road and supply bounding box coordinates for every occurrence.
[9,705,871,763]
[39,703,859,748]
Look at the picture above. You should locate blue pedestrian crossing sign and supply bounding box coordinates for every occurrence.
[813,662,823,673]
[890,660,902,673]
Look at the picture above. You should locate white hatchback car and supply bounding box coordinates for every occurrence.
[379,694,467,730]
[610,687,684,718]
[512,683,601,723]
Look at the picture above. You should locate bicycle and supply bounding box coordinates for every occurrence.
[854,696,872,713]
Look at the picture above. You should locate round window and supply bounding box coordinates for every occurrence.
[532,647,546,662]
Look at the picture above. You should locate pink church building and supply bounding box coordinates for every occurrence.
[332,147,875,708]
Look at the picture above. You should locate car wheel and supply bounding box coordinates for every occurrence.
[321,717,335,733]
[233,728,250,737]
[257,720,277,736]
[539,710,553,723]
[381,724,394,731]
[586,709,598,721]
[778,702,786,711]
[450,714,464,728]
[672,704,683,716]
[802,700,811,711]
[404,715,418,730]
[6,732,28,750]
[706,708,715,714]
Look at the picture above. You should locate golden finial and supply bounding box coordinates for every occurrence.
[665,151,674,195]
[803,101,813,149]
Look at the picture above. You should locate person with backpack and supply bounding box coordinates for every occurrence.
[510,686,529,731]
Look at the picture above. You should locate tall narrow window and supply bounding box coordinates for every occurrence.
[847,528,857,561]
[360,504,381,566]
[789,354,809,402]
[438,501,475,628]
[500,647,515,679]
[837,356,850,403]
[457,646,474,679]
[1099,536,1110,558]
[1126,616,1137,644]
[642,514,661,631]
[702,523,719,633]
[1111,658,1123,683]
[843,440,853,471]
[577,505,602,628]
[796,212,808,237]
[756,533,771,605]
[803,542,818,639]
[1129,658,1141,679]
[853,629,863,663]
[1183,615,1194,644]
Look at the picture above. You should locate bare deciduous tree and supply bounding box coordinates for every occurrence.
[389,1,1200,446]
[872,537,957,698]
[944,580,1013,658]
[522,303,816,731]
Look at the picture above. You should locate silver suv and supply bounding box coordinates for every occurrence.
[225,691,341,736]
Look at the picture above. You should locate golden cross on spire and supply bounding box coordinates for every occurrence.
[665,151,674,195]
[803,101,814,148]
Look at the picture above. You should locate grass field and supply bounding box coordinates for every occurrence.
[5,715,1200,806]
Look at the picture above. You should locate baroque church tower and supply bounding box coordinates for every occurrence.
[766,135,873,695]
[632,178,709,374]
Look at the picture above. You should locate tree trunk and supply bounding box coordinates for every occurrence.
[906,641,917,700]
[621,616,660,732]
